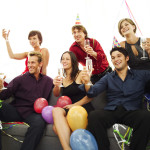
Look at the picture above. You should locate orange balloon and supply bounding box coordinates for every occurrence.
[67,106,88,131]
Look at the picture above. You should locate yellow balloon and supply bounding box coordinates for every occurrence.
[67,106,88,131]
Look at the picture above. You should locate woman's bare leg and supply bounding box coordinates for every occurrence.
[52,107,71,150]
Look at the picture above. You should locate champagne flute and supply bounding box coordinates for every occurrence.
[0,73,7,90]
[140,37,148,60]
[58,64,64,87]
[84,39,90,59]
[86,59,93,85]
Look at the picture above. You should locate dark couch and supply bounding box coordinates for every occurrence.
[1,91,142,150]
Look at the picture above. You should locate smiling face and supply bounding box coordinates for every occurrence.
[29,34,41,48]
[120,20,136,37]
[118,19,136,37]
[27,55,42,75]
[61,53,72,70]
[111,51,129,71]
[72,28,86,43]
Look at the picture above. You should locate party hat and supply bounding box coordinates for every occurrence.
[112,36,121,48]
[75,14,81,25]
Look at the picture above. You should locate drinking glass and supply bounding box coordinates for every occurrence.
[140,37,148,60]
[86,59,93,85]
[84,39,90,59]
[58,64,64,87]
[0,73,7,90]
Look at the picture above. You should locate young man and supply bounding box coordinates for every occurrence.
[69,25,112,84]
[0,51,53,150]
[80,47,150,150]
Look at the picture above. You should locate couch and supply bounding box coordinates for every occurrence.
[1,91,148,150]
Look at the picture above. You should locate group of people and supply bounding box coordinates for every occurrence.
[0,17,150,150]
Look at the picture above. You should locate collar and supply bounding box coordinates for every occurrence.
[72,41,79,47]
[112,68,134,79]
[72,38,92,47]
[28,72,43,79]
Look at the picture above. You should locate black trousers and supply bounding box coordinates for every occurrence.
[0,102,46,150]
[87,106,150,150]
[145,80,150,93]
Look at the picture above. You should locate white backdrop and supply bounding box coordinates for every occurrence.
[0,0,150,82]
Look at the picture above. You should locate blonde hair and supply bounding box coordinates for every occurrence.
[28,51,42,63]
[118,18,137,37]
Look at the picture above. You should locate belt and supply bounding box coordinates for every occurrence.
[92,66,112,78]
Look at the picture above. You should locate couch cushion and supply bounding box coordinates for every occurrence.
[2,123,28,136]
[91,91,107,110]
[2,123,57,137]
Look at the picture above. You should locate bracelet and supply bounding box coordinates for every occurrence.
[5,39,9,42]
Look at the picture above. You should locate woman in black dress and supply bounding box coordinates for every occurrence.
[52,51,94,150]
[118,18,150,93]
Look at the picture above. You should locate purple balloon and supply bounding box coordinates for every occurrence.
[42,106,54,124]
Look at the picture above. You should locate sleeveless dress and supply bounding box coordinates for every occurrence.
[22,57,29,74]
[125,38,150,70]
[125,38,150,93]
[62,81,94,113]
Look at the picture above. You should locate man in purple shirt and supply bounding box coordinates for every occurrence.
[80,47,150,150]
[0,51,53,150]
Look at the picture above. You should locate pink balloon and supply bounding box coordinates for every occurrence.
[42,106,54,124]
[56,96,72,108]
[34,98,48,113]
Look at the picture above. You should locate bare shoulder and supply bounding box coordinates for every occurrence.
[120,41,125,48]
[41,48,49,54]
[147,38,150,41]
[24,52,29,57]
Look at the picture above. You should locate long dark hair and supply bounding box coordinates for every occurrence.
[61,51,79,81]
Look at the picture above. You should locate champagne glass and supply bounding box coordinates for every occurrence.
[84,39,90,59]
[0,73,7,90]
[86,59,93,85]
[140,37,148,60]
[58,64,64,87]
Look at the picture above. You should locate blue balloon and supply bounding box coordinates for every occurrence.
[70,129,98,150]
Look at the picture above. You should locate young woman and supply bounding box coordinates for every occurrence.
[52,51,94,150]
[69,25,112,84]
[2,29,49,75]
[118,18,150,93]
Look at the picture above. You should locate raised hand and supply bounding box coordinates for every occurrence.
[145,38,150,57]
[2,29,10,40]
[53,75,63,87]
[81,67,90,84]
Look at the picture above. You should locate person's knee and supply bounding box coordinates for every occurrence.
[52,107,65,119]
[31,116,46,129]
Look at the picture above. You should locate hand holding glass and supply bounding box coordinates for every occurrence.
[84,39,90,59]
[140,37,148,60]
[0,73,6,90]
[86,59,93,85]
[58,65,64,87]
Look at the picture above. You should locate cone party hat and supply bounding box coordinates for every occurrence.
[75,14,81,25]
[112,36,121,48]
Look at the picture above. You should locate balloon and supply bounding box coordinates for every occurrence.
[56,96,72,108]
[42,106,54,124]
[70,129,98,150]
[34,98,48,113]
[67,106,88,131]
